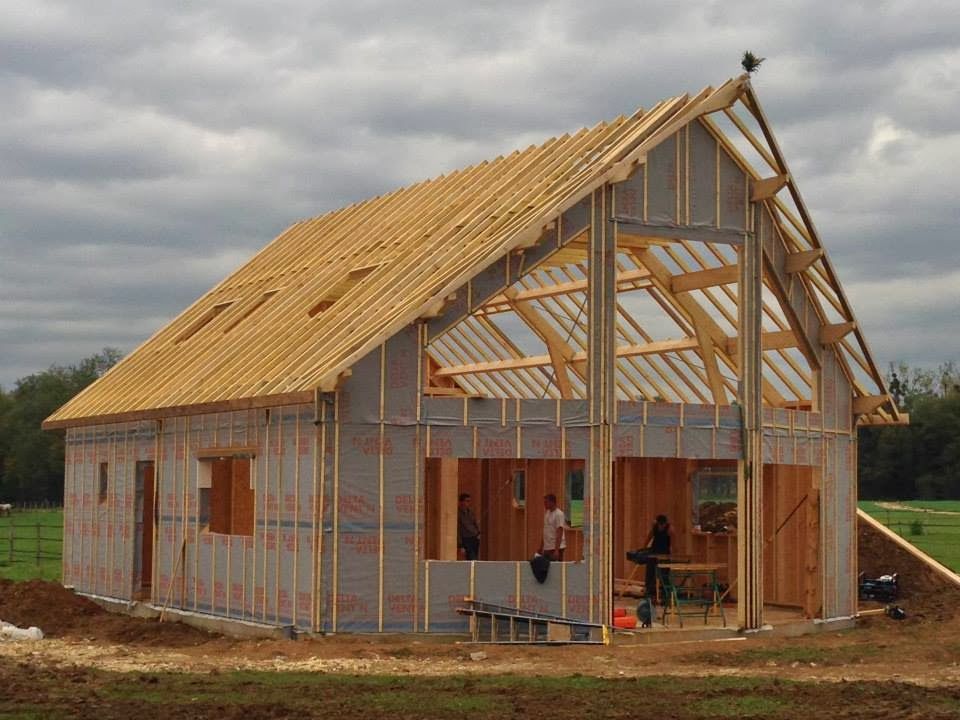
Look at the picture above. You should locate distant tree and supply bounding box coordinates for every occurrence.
[0,348,122,504]
[859,361,960,500]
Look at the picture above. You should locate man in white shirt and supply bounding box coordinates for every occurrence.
[538,493,566,561]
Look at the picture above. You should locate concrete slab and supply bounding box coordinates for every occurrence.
[79,592,295,640]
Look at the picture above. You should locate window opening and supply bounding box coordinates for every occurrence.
[692,469,737,533]
[175,301,234,343]
[307,262,385,317]
[223,289,280,332]
[98,462,108,503]
[565,468,584,526]
[197,455,254,535]
[512,468,526,508]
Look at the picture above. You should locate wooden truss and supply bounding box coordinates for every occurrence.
[44,75,900,428]
[424,83,901,424]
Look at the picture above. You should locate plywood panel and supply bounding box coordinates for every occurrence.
[762,464,815,608]
[613,458,738,587]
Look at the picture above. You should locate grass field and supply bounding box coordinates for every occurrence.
[0,508,62,582]
[859,500,960,572]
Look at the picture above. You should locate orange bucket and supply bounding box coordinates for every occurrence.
[612,608,627,618]
[613,615,637,629]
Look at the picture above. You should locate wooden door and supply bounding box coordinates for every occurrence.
[137,461,155,591]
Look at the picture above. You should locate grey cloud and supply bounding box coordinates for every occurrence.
[1,0,959,388]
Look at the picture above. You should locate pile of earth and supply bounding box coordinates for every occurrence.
[0,579,218,646]
[857,514,960,623]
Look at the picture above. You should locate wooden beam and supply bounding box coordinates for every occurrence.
[750,174,789,201]
[724,329,798,356]
[858,412,909,426]
[502,287,579,398]
[695,326,728,404]
[608,77,749,183]
[433,336,701,377]
[41,390,315,430]
[760,226,822,370]
[670,264,738,293]
[633,248,786,406]
[821,321,856,344]
[318,369,352,392]
[785,249,823,274]
[613,219,745,246]
[852,394,890,415]
[486,268,649,305]
[616,232,681,249]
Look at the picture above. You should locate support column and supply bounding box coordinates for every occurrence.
[737,205,764,630]
[588,186,617,624]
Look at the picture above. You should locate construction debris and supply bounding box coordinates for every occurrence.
[0,620,43,641]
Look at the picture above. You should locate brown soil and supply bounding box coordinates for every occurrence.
[0,515,957,718]
[857,516,960,622]
[0,578,217,646]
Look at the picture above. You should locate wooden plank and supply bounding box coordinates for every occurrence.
[821,321,856,345]
[670,264,738,293]
[750,174,789,201]
[723,329,797,356]
[851,394,889,415]
[433,336,701,377]
[502,287,580,399]
[695,325,727,404]
[785,249,823,274]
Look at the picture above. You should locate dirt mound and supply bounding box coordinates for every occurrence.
[0,578,102,634]
[0,579,218,646]
[857,515,960,622]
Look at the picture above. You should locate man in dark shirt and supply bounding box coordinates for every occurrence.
[642,514,672,601]
[457,493,480,560]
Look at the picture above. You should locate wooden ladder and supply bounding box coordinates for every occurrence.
[457,598,607,644]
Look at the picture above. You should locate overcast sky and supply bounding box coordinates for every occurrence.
[1,0,958,389]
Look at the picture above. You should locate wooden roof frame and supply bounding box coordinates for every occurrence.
[44,76,902,429]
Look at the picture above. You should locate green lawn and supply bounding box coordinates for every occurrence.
[859,501,960,572]
[0,508,63,582]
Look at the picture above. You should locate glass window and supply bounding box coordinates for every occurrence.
[692,470,737,533]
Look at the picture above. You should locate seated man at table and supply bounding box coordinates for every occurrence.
[641,514,672,601]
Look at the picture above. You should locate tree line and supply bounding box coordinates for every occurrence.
[0,350,956,503]
[858,362,960,500]
[0,349,121,504]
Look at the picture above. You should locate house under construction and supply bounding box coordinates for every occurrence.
[44,75,903,635]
